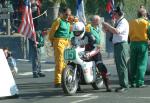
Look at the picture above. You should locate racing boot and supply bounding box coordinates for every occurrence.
[77,85,84,92]
[102,77,112,92]
[97,63,112,92]
[77,85,82,91]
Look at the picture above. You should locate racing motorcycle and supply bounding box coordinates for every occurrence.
[61,46,103,95]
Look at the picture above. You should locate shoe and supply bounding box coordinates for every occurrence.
[33,73,39,78]
[106,88,112,92]
[11,94,19,98]
[136,84,148,88]
[77,85,84,93]
[130,84,136,88]
[54,83,61,88]
[77,85,82,91]
[38,72,45,77]
[115,87,128,92]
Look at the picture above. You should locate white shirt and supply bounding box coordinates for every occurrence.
[112,17,129,44]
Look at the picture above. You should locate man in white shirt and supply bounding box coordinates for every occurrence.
[102,7,129,92]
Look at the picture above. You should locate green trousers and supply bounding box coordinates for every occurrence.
[114,42,129,88]
[130,42,148,86]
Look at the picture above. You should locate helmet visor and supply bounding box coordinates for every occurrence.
[73,31,84,36]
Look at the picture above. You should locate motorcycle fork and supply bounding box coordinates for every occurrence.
[73,66,77,81]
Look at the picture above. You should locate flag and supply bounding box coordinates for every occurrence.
[18,0,36,42]
[76,0,86,24]
[106,0,115,18]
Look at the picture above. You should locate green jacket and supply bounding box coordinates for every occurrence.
[54,19,70,39]
[90,26,101,44]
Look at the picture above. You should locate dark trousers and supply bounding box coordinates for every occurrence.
[90,52,108,76]
[29,39,41,74]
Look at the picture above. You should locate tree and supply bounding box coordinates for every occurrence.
[42,0,67,28]
[115,0,148,9]
[144,0,147,5]
[115,0,125,10]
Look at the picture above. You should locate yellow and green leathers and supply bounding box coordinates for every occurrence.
[129,18,150,86]
[48,17,70,85]
[85,24,101,45]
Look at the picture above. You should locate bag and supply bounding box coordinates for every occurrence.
[36,30,44,48]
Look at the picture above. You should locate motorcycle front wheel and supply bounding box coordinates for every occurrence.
[62,65,78,95]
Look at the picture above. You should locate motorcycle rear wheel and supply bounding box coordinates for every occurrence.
[62,65,78,95]
[91,70,103,90]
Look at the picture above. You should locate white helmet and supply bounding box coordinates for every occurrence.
[73,22,85,39]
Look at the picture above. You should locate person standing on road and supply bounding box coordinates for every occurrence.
[48,7,72,88]
[29,30,45,78]
[129,8,150,88]
[102,7,129,92]
[29,0,45,78]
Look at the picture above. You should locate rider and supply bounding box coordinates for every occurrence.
[71,22,112,92]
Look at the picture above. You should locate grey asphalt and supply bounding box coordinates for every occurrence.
[1,56,150,103]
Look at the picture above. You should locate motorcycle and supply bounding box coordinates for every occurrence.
[62,46,103,95]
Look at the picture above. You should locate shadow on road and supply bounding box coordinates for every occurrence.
[14,75,150,100]
[19,89,65,99]
[17,82,65,99]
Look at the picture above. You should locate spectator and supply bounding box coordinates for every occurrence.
[102,6,129,92]
[29,0,45,78]
[3,47,18,76]
[139,5,149,20]
[85,15,101,45]
[48,7,72,88]
[129,8,150,88]
[140,4,145,9]
[29,31,45,78]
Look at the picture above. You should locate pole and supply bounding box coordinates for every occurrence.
[7,11,11,35]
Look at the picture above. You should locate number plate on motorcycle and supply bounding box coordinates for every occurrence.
[64,48,76,60]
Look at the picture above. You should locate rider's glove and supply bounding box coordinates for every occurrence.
[84,52,91,60]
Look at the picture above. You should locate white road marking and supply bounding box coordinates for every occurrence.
[18,68,54,76]
[96,95,150,100]
[126,96,150,99]
[70,94,93,97]
[17,59,50,63]
[70,96,98,103]
[69,94,150,103]
[70,94,98,103]
[17,59,30,62]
